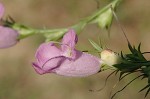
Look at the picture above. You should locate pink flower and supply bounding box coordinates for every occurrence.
[0,3,19,48]
[33,29,101,77]
[0,3,4,19]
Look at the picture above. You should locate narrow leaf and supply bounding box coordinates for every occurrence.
[89,39,103,51]
[128,42,134,53]
[119,72,125,81]
[138,43,141,52]
[119,72,133,81]
[139,84,150,92]
[145,88,150,98]
[120,51,125,59]
[111,75,143,99]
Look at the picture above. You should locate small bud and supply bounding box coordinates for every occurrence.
[97,8,113,29]
[100,49,121,66]
[0,26,19,48]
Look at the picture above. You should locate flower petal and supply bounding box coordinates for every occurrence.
[61,29,78,50]
[32,62,46,74]
[33,56,66,74]
[55,50,101,77]
[61,29,78,59]
[35,42,61,68]
[0,3,4,19]
[42,56,65,72]
[0,26,19,48]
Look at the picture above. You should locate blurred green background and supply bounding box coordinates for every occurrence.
[0,0,150,99]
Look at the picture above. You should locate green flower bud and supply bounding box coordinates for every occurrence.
[97,8,113,29]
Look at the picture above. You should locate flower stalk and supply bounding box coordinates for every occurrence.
[3,0,122,42]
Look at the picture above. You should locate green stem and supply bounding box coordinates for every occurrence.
[85,0,122,24]
[11,0,122,40]
[34,28,68,34]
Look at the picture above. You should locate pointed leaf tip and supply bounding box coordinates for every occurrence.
[89,39,103,52]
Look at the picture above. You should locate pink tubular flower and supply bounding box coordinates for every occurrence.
[0,3,19,48]
[33,29,101,77]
